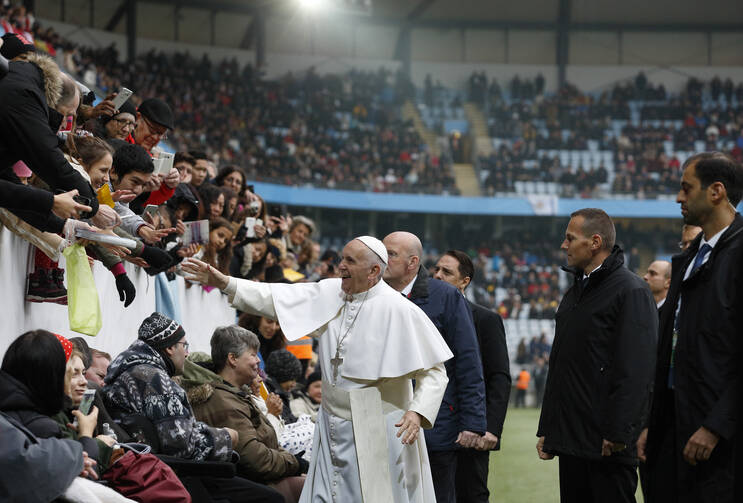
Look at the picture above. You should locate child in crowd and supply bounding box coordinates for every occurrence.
[289,371,321,422]
[199,183,225,221]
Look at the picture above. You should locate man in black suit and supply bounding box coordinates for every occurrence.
[433,250,511,503]
[641,152,743,503]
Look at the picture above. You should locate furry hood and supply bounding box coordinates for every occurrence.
[25,52,62,107]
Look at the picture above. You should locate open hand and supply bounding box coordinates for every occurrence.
[138,224,175,244]
[111,189,137,203]
[181,258,230,289]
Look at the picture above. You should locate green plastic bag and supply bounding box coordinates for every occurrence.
[63,243,102,336]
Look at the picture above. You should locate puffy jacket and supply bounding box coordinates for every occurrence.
[537,246,657,465]
[407,267,486,451]
[102,340,232,462]
[179,357,301,483]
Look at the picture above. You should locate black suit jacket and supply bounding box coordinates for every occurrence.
[469,301,511,450]
[647,214,743,463]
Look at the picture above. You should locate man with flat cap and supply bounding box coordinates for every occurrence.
[127,97,180,211]
[182,236,453,503]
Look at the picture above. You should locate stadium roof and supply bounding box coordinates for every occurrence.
[149,0,743,31]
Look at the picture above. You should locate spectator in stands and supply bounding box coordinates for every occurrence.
[537,208,657,503]
[433,249,511,503]
[221,186,239,221]
[95,99,136,142]
[383,231,485,503]
[130,97,173,153]
[201,217,235,276]
[0,332,113,475]
[215,165,246,196]
[182,326,307,502]
[110,142,174,244]
[102,312,283,502]
[0,48,121,230]
[200,183,225,220]
[85,349,111,388]
[643,153,743,503]
[189,151,210,188]
[174,151,194,184]
[284,216,315,256]
[102,312,236,460]
[264,349,302,424]
[289,370,321,422]
[239,314,286,365]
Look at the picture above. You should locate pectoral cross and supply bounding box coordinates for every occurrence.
[330,348,343,384]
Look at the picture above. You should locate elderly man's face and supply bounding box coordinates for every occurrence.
[339,240,377,295]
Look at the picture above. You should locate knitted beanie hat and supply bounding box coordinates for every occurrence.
[266,349,302,384]
[138,312,185,350]
[306,370,321,387]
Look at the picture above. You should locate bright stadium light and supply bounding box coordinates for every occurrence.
[297,0,327,11]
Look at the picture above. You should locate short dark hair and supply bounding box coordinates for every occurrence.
[112,144,154,178]
[1,330,67,415]
[174,151,195,167]
[444,250,474,289]
[685,152,743,206]
[199,183,223,210]
[570,208,616,250]
[189,151,208,162]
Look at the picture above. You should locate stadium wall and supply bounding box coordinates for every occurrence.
[0,228,235,361]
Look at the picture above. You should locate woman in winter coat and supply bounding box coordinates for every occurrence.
[179,326,307,503]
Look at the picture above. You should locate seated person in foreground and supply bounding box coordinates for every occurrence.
[180,325,307,503]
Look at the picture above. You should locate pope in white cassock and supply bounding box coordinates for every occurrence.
[182,236,453,503]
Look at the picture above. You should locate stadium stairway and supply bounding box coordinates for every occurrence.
[453,163,482,196]
[464,102,493,157]
[403,100,441,157]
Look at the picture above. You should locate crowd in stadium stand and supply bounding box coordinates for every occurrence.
[474,72,743,198]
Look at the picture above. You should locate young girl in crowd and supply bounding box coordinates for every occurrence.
[199,183,225,221]
[239,313,286,366]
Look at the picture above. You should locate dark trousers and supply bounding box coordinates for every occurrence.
[455,448,490,503]
[429,450,458,503]
[184,475,283,503]
[647,411,735,503]
[558,455,637,503]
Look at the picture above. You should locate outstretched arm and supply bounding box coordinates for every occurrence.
[182,258,277,318]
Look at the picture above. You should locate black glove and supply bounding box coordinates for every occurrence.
[294,452,309,474]
[114,273,136,307]
[138,245,173,273]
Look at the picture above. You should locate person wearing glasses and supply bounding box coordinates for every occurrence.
[127,98,181,211]
[102,312,285,502]
[95,100,137,142]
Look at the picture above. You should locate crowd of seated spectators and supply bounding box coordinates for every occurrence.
[473,71,743,198]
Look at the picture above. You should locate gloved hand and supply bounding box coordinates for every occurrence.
[294,452,309,474]
[114,273,136,307]
[138,245,173,272]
